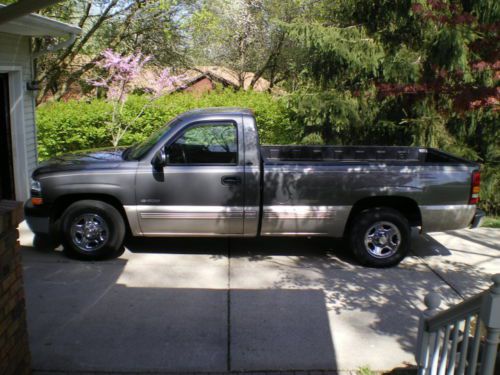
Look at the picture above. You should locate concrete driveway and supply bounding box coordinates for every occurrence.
[19,223,499,373]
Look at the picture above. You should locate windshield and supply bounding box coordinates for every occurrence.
[124,117,180,160]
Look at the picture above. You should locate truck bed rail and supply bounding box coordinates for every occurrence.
[261,146,475,164]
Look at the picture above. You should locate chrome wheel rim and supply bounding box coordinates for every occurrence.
[70,213,109,252]
[364,221,401,259]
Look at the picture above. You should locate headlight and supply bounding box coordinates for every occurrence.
[30,178,41,196]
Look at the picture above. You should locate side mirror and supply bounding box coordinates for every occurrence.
[151,149,167,169]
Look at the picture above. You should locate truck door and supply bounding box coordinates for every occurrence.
[134,120,245,235]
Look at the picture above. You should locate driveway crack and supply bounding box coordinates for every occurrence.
[411,250,466,300]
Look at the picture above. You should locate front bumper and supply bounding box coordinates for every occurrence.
[470,209,486,229]
[24,200,53,234]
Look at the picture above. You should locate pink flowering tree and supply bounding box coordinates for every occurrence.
[89,49,182,148]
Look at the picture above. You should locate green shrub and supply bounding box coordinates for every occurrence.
[36,89,293,160]
[301,132,324,145]
[119,90,298,145]
[483,216,500,228]
[37,99,112,160]
[479,164,500,216]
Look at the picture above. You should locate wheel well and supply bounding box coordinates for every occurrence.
[52,194,131,234]
[344,196,422,236]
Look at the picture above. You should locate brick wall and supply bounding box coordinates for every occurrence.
[0,200,31,375]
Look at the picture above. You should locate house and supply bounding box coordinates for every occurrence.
[39,63,286,102]
[172,66,283,95]
[0,5,81,201]
[132,66,284,96]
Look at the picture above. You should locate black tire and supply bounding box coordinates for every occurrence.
[349,207,410,267]
[60,200,125,260]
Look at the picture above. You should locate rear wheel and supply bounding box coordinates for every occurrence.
[60,200,125,260]
[349,207,410,267]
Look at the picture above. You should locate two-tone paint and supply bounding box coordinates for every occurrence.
[26,107,481,239]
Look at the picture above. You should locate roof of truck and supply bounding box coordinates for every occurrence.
[179,107,253,118]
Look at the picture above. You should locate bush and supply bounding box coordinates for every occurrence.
[479,164,500,216]
[119,89,298,145]
[301,132,324,145]
[36,89,294,160]
[37,99,112,160]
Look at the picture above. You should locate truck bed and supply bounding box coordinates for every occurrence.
[261,146,474,165]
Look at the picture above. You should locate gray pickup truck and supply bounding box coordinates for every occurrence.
[25,107,484,267]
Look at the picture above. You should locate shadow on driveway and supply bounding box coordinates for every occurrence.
[20,224,499,372]
[22,236,338,372]
[125,235,355,262]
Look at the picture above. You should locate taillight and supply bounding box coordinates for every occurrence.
[469,170,480,204]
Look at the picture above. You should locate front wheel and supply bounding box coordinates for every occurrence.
[60,200,125,260]
[348,207,410,267]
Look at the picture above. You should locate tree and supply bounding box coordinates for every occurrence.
[183,0,304,88]
[33,0,189,102]
[285,0,498,155]
[88,49,182,147]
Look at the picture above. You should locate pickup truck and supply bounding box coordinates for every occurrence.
[25,107,485,267]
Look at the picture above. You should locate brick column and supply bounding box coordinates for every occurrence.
[0,200,31,375]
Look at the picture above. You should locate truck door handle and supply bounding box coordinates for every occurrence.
[221,176,242,185]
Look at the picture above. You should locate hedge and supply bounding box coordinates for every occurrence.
[37,99,112,159]
[36,89,297,160]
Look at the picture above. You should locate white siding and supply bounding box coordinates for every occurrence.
[0,32,37,200]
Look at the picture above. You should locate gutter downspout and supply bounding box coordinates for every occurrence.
[30,31,80,104]
[32,33,79,59]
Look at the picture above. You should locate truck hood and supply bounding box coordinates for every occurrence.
[33,148,128,177]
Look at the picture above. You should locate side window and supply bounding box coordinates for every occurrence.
[168,123,238,164]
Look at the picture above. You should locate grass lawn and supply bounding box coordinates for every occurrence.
[483,216,500,228]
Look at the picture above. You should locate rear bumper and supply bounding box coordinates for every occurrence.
[24,200,52,234]
[470,209,485,229]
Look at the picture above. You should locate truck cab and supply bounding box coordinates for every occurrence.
[125,108,261,237]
